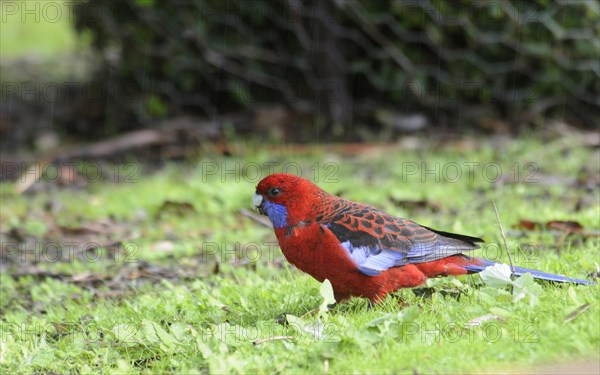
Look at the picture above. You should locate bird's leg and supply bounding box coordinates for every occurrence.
[366,299,376,310]
[392,294,410,308]
[334,291,349,304]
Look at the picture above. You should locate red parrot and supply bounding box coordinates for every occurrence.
[252,173,594,302]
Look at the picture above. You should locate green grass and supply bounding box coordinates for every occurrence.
[1,136,598,373]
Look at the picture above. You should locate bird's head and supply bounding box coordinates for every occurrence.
[253,173,323,229]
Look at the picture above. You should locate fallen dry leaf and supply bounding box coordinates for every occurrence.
[389,197,441,213]
[157,200,196,217]
[466,314,505,326]
[71,271,110,283]
[58,223,109,235]
[94,290,134,299]
[152,241,175,253]
[514,219,598,237]
[515,219,538,231]
[546,220,583,233]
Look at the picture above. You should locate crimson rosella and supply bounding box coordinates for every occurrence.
[252,173,594,302]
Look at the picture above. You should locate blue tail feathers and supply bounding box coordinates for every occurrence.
[463,259,596,285]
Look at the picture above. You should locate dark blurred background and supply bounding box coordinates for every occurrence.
[1,0,599,153]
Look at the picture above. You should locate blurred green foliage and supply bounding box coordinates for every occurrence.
[71,0,598,128]
[0,0,79,60]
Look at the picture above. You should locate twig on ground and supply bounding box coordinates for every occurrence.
[300,308,320,319]
[492,200,515,277]
[564,303,591,323]
[253,335,294,345]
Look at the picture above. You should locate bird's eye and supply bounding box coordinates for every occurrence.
[268,187,281,197]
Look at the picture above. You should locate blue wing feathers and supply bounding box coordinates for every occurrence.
[463,260,595,285]
[406,241,478,263]
[340,238,478,277]
[340,241,406,276]
[327,220,593,285]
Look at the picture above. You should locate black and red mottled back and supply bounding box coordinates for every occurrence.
[313,195,483,263]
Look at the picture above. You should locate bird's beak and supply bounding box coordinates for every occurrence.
[252,193,266,215]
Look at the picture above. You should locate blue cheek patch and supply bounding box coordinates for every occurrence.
[264,201,288,229]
